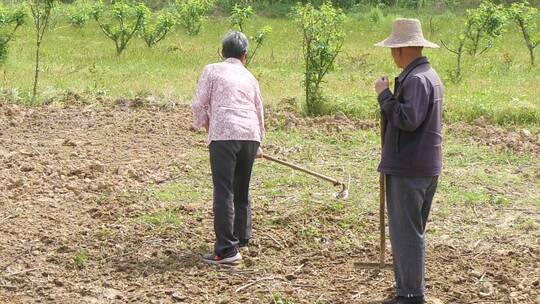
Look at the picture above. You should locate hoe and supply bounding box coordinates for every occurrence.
[262,155,350,200]
[356,117,392,270]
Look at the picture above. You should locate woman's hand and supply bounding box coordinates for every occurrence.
[256,147,263,159]
[189,123,209,133]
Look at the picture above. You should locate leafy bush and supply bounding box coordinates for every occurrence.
[508,1,540,65]
[92,0,150,55]
[0,3,27,65]
[141,10,176,47]
[175,0,214,36]
[292,2,346,116]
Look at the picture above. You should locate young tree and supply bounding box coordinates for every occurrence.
[293,2,346,116]
[508,1,540,65]
[67,0,97,28]
[441,1,506,83]
[226,3,271,66]
[466,1,506,57]
[441,23,472,83]
[92,0,150,55]
[30,0,56,104]
[0,3,27,65]
[141,10,176,48]
[246,25,271,66]
[175,0,214,36]
[228,3,254,33]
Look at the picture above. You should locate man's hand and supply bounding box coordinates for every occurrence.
[256,147,263,159]
[375,76,390,96]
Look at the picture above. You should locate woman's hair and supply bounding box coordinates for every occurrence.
[222,31,249,59]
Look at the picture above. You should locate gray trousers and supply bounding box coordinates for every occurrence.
[209,140,259,257]
[386,175,438,298]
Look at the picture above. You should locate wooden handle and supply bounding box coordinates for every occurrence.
[379,116,387,268]
[262,155,342,186]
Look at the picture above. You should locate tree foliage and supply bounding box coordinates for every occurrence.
[92,0,150,55]
[293,2,345,116]
[175,0,214,36]
[246,25,271,65]
[228,3,254,33]
[465,0,506,57]
[141,10,176,47]
[0,3,27,65]
[442,0,506,83]
[508,1,540,65]
[67,0,98,28]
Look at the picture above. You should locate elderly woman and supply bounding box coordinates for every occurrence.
[192,31,264,265]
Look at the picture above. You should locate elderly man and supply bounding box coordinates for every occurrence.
[374,19,444,304]
[192,31,264,265]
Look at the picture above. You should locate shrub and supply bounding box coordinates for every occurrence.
[292,2,346,116]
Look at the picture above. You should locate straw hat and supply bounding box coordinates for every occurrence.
[375,18,439,48]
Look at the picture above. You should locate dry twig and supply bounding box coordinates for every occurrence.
[235,276,275,293]
[263,232,284,249]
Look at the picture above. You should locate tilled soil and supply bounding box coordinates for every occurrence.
[0,103,538,304]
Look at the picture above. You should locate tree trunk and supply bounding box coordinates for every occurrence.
[454,41,464,83]
[32,38,41,104]
[305,43,311,115]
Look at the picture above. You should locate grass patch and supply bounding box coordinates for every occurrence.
[73,250,88,269]
[273,293,297,304]
[153,182,204,202]
[142,211,182,227]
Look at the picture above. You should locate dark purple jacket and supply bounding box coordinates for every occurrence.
[377,57,444,177]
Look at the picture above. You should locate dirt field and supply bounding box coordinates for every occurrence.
[0,102,538,304]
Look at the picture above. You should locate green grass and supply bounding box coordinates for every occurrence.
[2,6,539,126]
[146,123,538,249]
[73,250,88,269]
[273,293,297,304]
[142,211,182,227]
[153,182,205,202]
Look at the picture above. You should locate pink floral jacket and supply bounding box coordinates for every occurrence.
[192,58,265,144]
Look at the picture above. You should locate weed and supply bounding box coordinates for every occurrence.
[73,250,88,269]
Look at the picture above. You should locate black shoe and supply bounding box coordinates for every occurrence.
[239,239,249,247]
[382,296,425,304]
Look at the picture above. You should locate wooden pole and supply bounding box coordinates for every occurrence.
[379,116,387,268]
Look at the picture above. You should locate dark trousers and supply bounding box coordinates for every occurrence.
[386,175,438,298]
[209,140,259,257]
